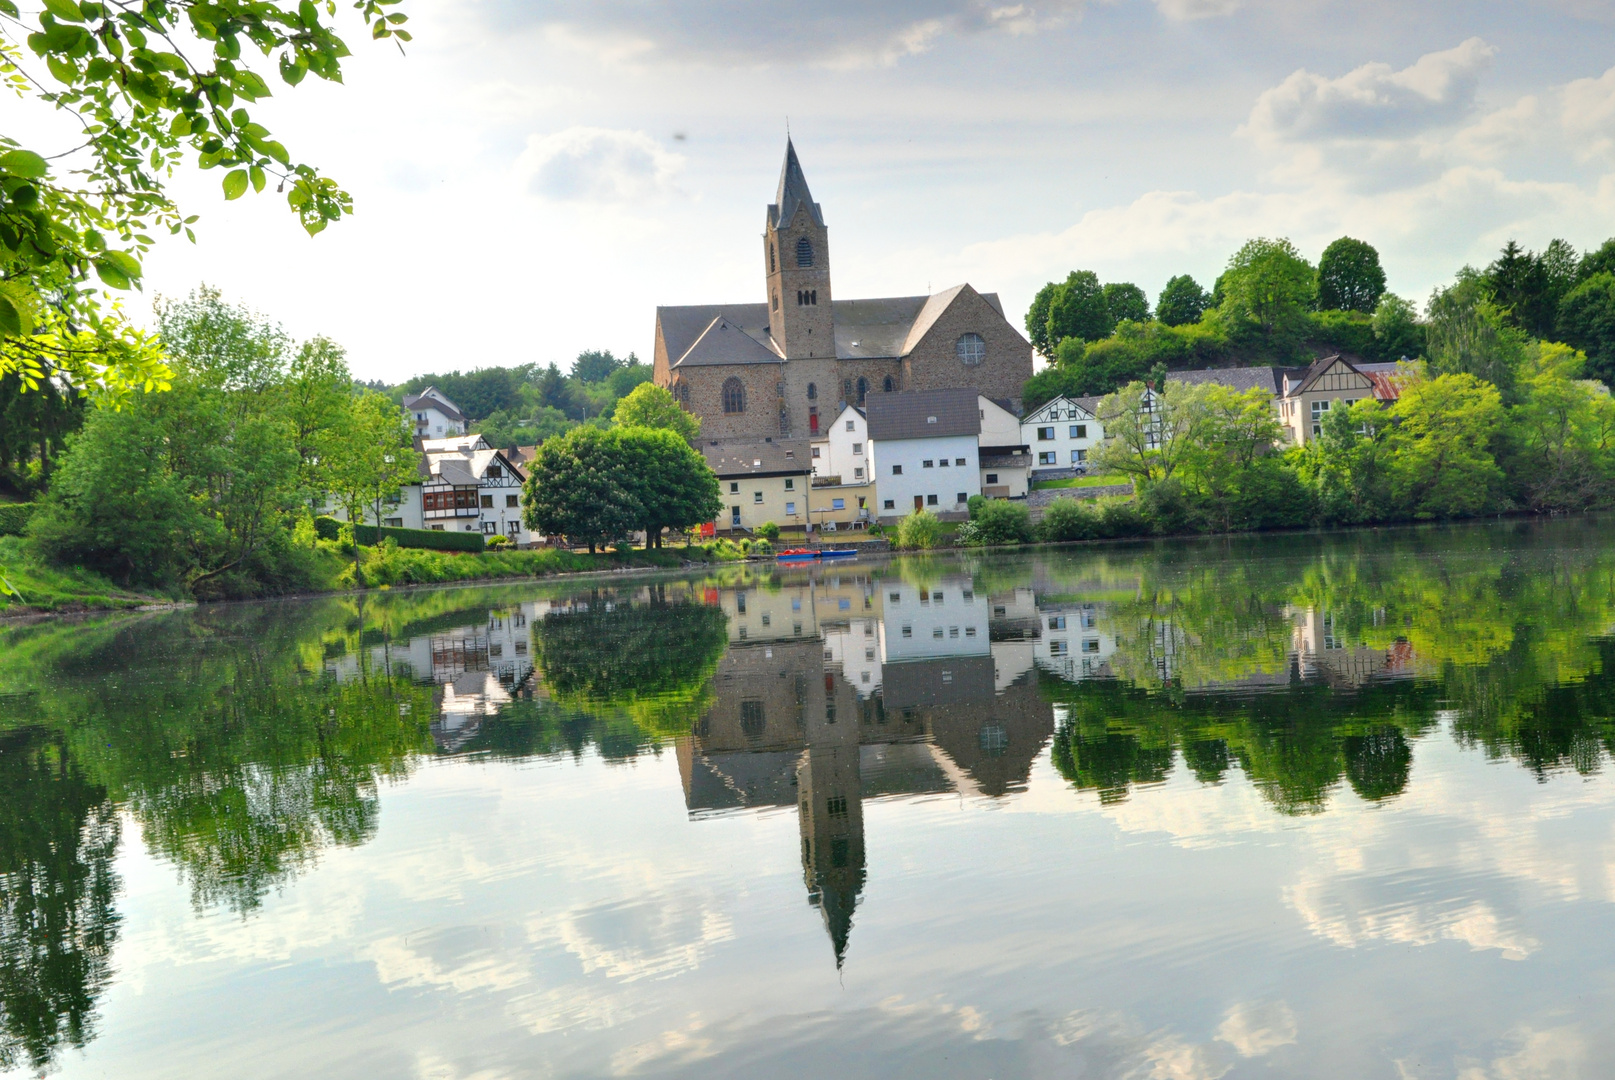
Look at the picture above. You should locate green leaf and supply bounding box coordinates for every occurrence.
[0,0,20,17]
[222,168,249,200]
[0,150,48,179]
[101,249,141,276]
[93,258,130,289]
[249,165,265,193]
[40,0,83,22]
[0,294,24,336]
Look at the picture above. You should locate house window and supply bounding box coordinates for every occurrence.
[769,243,775,272]
[796,237,813,267]
[955,457,967,466]
[892,465,903,475]
[843,378,852,399]
[1049,615,1067,630]
[1073,450,1087,463]
[927,494,938,505]
[986,473,998,484]
[923,460,934,468]
[933,627,944,638]
[956,492,967,504]
[1049,640,1068,656]
[753,491,763,504]
[854,467,864,479]
[731,506,742,527]
[1039,452,1057,465]
[812,447,821,459]
[785,478,795,490]
[506,494,518,507]
[856,377,868,404]
[786,501,797,515]
[730,482,740,494]
[480,495,494,508]
[486,465,502,478]
[481,521,497,534]
[740,700,766,739]
[1037,426,1055,440]
[939,458,949,468]
[384,517,403,528]
[832,498,846,510]
[723,378,746,414]
[852,442,863,455]
[1071,424,1087,438]
[1311,399,1330,436]
[956,332,986,366]
[883,499,895,509]
[1083,638,1101,653]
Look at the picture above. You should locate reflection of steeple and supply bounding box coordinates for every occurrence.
[798,741,864,968]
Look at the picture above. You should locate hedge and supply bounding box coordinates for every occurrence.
[313,515,485,552]
[0,502,35,537]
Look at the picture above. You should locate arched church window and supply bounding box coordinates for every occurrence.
[723,378,746,414]
[807,383,817,400]
[956,332,986,367]
[769,244,776,273]
[842,378,852,399]
[856,377,868,404]
[796,237,814,268]
[772,292,778,311]
[883,376,895,393]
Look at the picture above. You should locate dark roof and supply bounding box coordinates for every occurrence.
[768,138,824,230]
[677,314,783,367]
[980,451,1031,468]
[403,386,465,422]
[1168,366,1293,396]
[864,388,981,442]
[700,439,813,478]
[659,290,1008,369]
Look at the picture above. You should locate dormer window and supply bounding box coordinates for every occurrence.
[796,237,814,267]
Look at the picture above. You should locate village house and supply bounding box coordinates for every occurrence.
[1020,396,1103,479]
[1171,355,1403,446]
[977,396,1031,498]
[324,432,528,543]
[403,386,468,440]
[865,387,982,523]
[654,140,1033,441]
[700,439,814,533]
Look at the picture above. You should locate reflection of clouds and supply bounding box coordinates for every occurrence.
[876,994,995,1039]
[532,897,735,983]
[365,926,533,995]
[608,1015,716,1076]
[1286,875,1539,960]
[1453,1025,1586,1080]
[1215,1000,1297,1058]
[412,1049,514,1080]
[1051,1010,1231,1080]
[1096,768,1285,848]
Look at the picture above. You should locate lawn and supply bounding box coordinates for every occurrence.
[1030,474,1132,491]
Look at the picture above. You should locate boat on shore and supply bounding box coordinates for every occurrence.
[775,548,859,562]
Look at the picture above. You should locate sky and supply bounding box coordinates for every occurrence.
[99,0,1615,382]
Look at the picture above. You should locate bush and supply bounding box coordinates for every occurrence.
[314,516,485,552]
[751,539,774,556]
[755,521,780,541]
[487,534,513,550]
[966,500,1032,546]
[1095,496,1149,538]
[967,494,986,519]
[0,502,35,537]
[1037,498,1100,542]
[894,510,943,550]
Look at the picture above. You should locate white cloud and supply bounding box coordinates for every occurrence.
[1455,1026,1588,1080]
[519,127,686,202]
[1153,0,1243,19]
[1215,1001,1298,1058]
[1243,38,1496,144]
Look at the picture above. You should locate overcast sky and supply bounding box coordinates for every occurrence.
[122,0,1615,381]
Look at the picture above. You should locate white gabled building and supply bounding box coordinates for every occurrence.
[977,395,1030,499]
[812,403,872,486]
[865,387,981,522]
[419,435,528,540]
[403,386,468,439]
[1021,395,1103,478]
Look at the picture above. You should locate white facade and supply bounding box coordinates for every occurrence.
[1021,396,1101,474]
[869,434,980,518]
[879,578,990,664]
[812,404,870,485]
[418,436,528,541]
[977,395,1030,499]
[405,387,468,439]
[978,396,1022,447]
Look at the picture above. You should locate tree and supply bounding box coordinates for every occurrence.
[1156,275,1209,327]
[1025,280,1060,357]
[1103,282,1150,326]
[1092,380,1209,486]
[325,392,419,583]
[1508,342,1615,511]
[1425,271,1528,401]
[572,350,625,384]
[1218,238,1317,340]
[1387,372,1505,518]
[522,426,639,553]
[1580,238,1615,281]
[1556,272,1615,387]
[0,0,407,400]
[282,336,352,502]
[1371,293,1422,360]
[614,427,721,547]
[1298,398,1394,524]
[398,367,524,421]
[612,382,700,440]
[1045,270,1111,350]
[1316,237,1386,313]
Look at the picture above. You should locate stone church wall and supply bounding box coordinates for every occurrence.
[902,291,1033,412]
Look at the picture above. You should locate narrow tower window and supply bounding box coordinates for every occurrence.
[796,237,814,267]
[856,377,868,404]
[883,376,895,393]
[807,382,817,400]
[769,244,776,272]
[723,378,746,414]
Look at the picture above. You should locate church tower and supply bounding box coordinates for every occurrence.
[765,140,834,359]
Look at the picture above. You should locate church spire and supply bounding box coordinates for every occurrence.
[770,138,824,230]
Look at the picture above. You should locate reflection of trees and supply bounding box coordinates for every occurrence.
[0,729,120,1073]
[533,589,727,735]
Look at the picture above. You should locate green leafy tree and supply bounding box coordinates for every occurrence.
[0,0,407,399]
[1387,372,1505,518]
[612,382,700,440]
[1217,237,1317,343]
[605,356,653,400]
[1025,280,1060,357]
[1297,398,1394,524]
[1103,282,1150,326]
[1425,270,1528,401]
[522,425,639,552]
[1579,238,1615,281]
[894,509,942,550]
[325,392,419,583]
[1371,293,1422,359]
[572,349,625,384]
[398,366,525,421]
[1508,342,1615,510]
[1045,270,1110,350]
[1156,274,1209,327]
[282,336,352,501]
[1316,237,1387,313]
[1556,272,1615,387]
[614,427,722,547]
[1483,239,1577,339]
[1092,380,1209,486]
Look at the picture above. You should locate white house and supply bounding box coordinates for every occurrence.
[1021,396,1102,478]
[878,576,990,664]
[404,386,468,439]
[865,387,981,522]
[420,436,528,540]
[812,403,871,486]
[977,395,1030,499]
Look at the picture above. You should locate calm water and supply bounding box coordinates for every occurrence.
[4,519,1615,1078]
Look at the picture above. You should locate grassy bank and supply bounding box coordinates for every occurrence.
[1030,474,1131,491]
[0,537,170,615]
[334,538,735,588]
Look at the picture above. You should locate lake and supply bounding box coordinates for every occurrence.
[3,517,1615,1079]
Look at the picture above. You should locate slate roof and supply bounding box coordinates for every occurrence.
[659,291,1008,369]
[677,314,783,367]
[864,388,982,442]
[700,439,813,478]
[1168,366,1295,396]
[768,139,824,230]
[403,386,465,422]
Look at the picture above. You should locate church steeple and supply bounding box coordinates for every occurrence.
[765,139,834,360]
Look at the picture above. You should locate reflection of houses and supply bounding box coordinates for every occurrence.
[1289,606,1416,688]
[677,571,1053,966]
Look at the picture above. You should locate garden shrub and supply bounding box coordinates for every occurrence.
[1037,498,1100,542]
[964,500,1032,546]
[755,521,780,541]
[0,503,35,537]
[895,510,943,550]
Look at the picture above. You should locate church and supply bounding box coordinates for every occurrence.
[653,140,1034,441]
